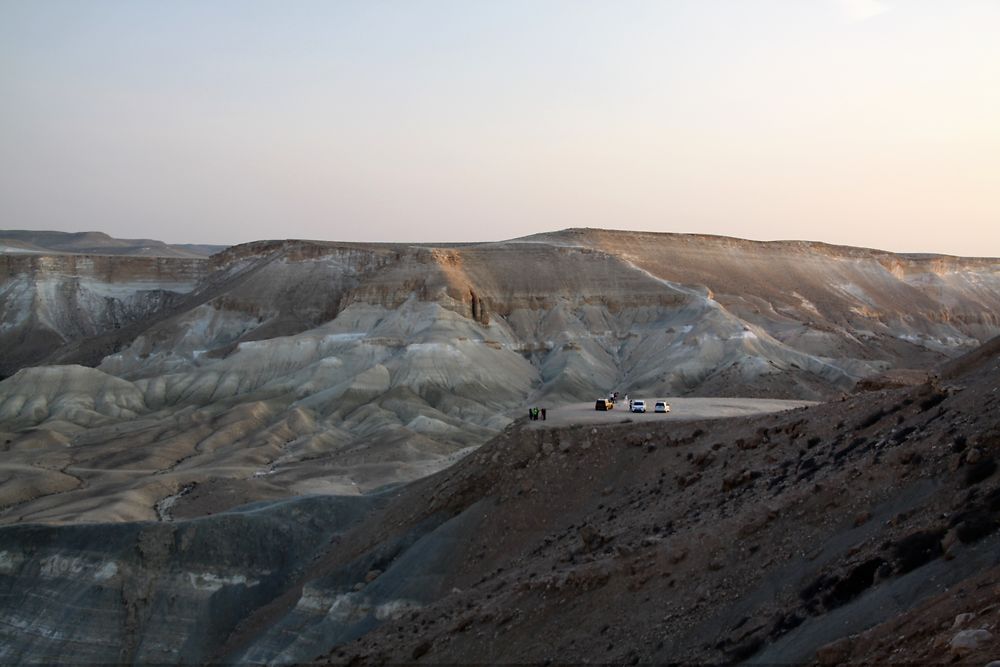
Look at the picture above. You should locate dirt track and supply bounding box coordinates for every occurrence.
[524,397,819,428]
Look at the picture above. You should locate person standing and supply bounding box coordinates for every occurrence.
[541,408,547,421]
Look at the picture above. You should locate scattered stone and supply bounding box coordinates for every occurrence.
[939,528,964,562]
[668,548,688,565]
[365,569,382,583]
[949,628,992,655]
[412,640,432,659]
[951,612,976,629]
[722,469,753,491]
[964,458,997,486]
[815,636,852,664]
[579,525,606,553]
[894,529,945,573]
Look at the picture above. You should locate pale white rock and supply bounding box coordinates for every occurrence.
[950,628,992,655]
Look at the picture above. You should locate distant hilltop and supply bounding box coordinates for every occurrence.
[0,229,227,258]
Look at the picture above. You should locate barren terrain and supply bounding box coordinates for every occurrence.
[0,336,996,663]
[1,229,998,527]
[0,229,999,663]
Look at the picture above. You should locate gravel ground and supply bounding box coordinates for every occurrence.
[524,397,819,428]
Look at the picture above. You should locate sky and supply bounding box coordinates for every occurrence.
[1,0,998,255]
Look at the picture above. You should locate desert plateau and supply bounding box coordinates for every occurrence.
[0,228,999,663]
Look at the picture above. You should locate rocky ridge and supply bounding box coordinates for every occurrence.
[0,229,224,258]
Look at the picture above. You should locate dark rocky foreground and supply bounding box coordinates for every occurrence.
[0,495,384,663]
[2,340,999,664]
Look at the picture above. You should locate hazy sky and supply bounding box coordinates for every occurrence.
[1,0,998,254]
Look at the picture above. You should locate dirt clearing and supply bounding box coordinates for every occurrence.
[525,397,818,428]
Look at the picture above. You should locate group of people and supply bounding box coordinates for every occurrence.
[608,391,631,407]
[528,407,547,421]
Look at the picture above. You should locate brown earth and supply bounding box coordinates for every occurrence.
[306,337,1000,665]
[0,337,998,664]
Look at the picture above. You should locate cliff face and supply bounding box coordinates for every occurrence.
[97,232,1000,392]
[0,254,208,378]
[0,495,376,664]
[7,232,998,387]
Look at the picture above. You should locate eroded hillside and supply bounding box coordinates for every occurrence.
[0,253,208,377]
[1,337,997,664]
[1,230,999,525]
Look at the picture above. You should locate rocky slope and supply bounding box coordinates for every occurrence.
[1,229,999,525]
[327,338,1000,665]
[0,253,208,378]
[1,337,997,664]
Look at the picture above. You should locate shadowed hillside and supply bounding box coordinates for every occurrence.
[1,336,997,663]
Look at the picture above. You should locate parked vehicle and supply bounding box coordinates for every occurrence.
[631,400,646,413]
[655,401,671,413]
[595,398,613,411]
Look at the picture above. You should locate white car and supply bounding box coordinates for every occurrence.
[654,401,671,413]
[631,400,646,413]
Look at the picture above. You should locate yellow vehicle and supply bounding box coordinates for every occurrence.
[595,398,614,411]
